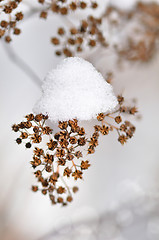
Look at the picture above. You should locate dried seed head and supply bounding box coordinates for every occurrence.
[16,138,22,144]
[67,196,73,202]
[25,142,32,148]
[51,37,60,45]
[115,116,122,124]
[13,98,136,206]
[32,186,38,192]
[72,186,79,193]
[40,11,48,19]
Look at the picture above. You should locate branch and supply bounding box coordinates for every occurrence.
[3,43,42,88]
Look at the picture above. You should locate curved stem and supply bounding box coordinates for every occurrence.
[3,43,42,88]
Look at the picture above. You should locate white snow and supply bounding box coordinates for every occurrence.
[110,0,137,11]
[110,0,159,11]
[34,57,118,122]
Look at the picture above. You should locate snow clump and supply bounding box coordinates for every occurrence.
[34,57,118,122]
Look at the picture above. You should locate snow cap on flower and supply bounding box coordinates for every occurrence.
[34,57,118,122]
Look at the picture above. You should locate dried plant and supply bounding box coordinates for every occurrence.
[0,0,23,42]
[51,16,108,57]
[38,0,98,19]
[106,2,159,62]
[0,0,98,42]
[1,1,159,63]
[51,2,159,62]
[12,96,136,206]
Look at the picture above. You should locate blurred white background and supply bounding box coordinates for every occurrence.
[0,0,159,240]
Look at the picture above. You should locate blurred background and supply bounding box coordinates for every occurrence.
[0,0,159,239]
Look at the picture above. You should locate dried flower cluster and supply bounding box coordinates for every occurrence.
[87,96,137,156]
[52,16,107,57]
[106,2,159,62]
[1,1,159,63]
[12,96,137,206]
[51,2,159,62]
[39,0,98,19]
[0,0,98,42]
[0,0,23,42]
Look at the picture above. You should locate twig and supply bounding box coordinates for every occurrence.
[3,43,42,88]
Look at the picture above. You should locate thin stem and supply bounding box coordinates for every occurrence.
[3,43,41,88]
[60,176,71,195]
[103,120,119,131]
[106,115,115,119]
[71,159,77,170]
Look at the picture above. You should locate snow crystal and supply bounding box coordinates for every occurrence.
[34,57,118,122]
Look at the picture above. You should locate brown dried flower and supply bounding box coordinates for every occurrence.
[12,96,136,205]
